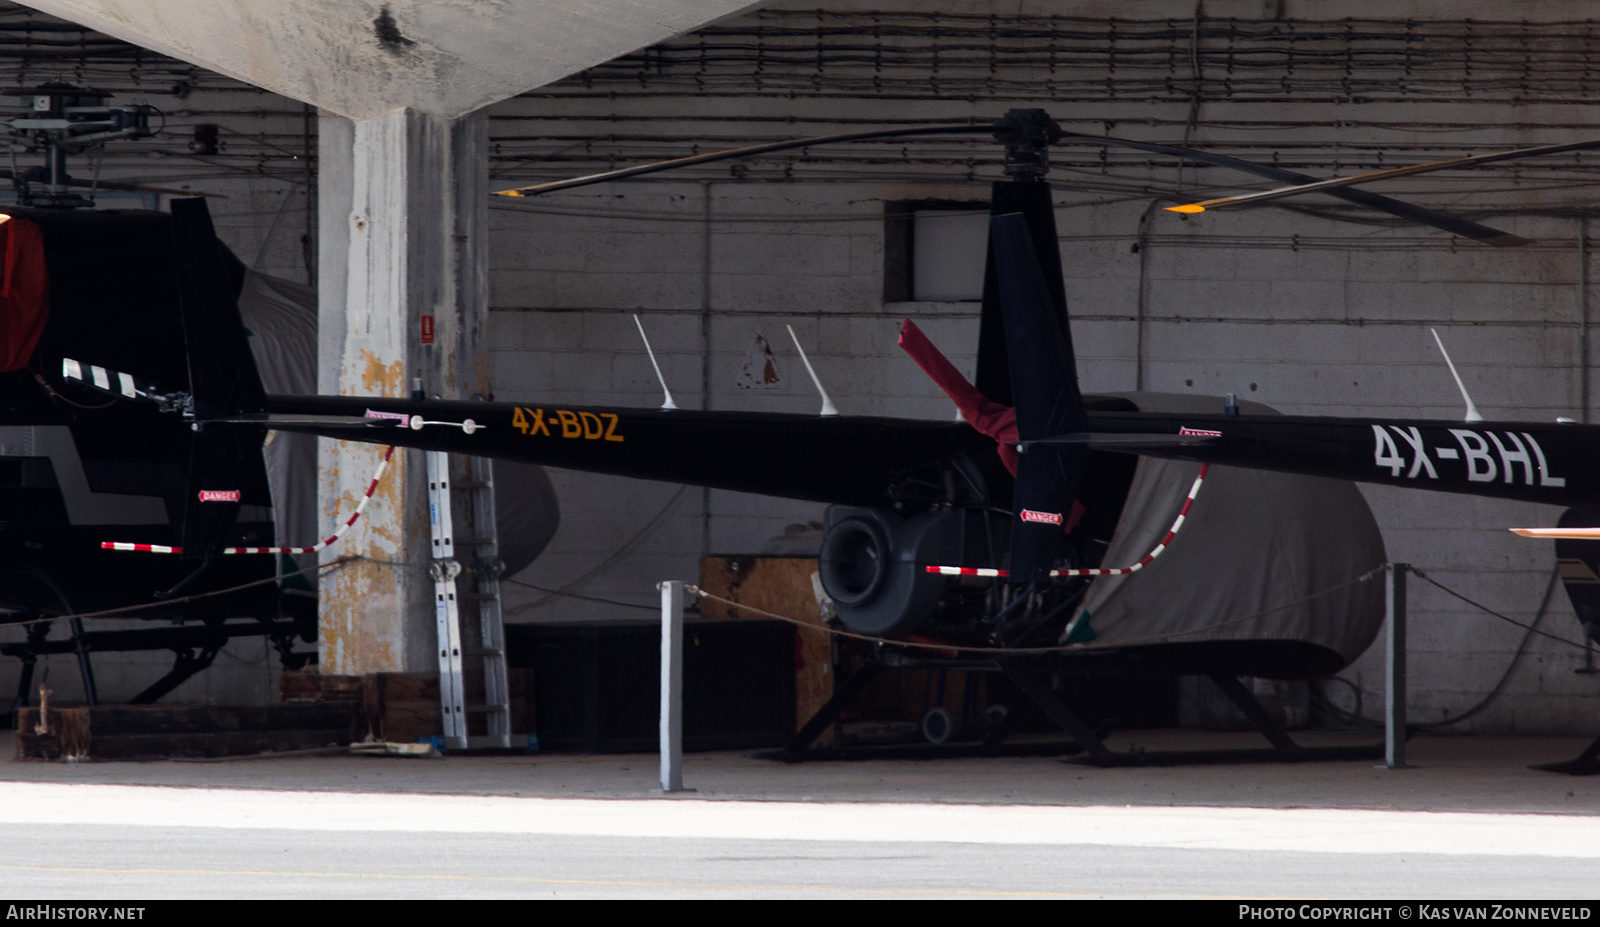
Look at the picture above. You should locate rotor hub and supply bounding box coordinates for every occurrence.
[992,108,1064,180]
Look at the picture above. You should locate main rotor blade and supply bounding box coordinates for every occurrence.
[1055,131,1531,247]
[1166,138,1600,225]
[0,169,228,199]
[494,124,993,197]
[1511,527,1600,538]
[495,117,1527,246]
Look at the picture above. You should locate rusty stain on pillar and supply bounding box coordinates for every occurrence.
[313,108,490,674]
[17,0,766,674]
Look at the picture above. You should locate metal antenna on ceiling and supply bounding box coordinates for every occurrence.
[786,324,839,416]
[1431,328,1484,423]
[633,314,677,411]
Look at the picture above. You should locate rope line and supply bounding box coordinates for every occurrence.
[0,556,354,629]
[502,577,658,612]
[100,446,396,556]
[925,463,1209,578]
[1410,563,1563,730]
[1408,566,1589,652]
[507,484,691,616]
[688,560,1381,655]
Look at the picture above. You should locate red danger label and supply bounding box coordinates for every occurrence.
[1179,427,1222,437]
[198,490,240,503]
[1020,509,1062,525]
[420,314,435,344]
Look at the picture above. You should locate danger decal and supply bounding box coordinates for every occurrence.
[198,490,240,503]
[1020,509,1063,525]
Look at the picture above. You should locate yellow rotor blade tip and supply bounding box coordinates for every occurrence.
[1166,204,1206,214]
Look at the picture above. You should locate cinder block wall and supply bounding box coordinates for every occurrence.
[4,0,1600,732]
[482,0,1600,734]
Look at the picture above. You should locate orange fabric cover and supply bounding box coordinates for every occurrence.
[0,215,48,372]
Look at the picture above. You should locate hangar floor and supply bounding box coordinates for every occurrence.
[4,728,1600,810]
[2,729,1598,899]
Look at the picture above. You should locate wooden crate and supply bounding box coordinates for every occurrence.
[698,555,833,733]
[697,556,989,743]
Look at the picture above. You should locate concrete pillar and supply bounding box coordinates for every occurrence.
[315,108,488,674]
[18,0,761,676]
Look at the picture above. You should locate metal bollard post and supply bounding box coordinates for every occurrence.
[658,580,685,792]
[1384,562,1413,769]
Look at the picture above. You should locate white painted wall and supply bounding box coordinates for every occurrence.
[480,0,1600,734]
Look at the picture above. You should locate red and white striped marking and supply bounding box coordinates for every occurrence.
[102,446,397,556]
[63,358,143,399]
[926,565,1009,578]
[924,463,1209,579]
[102,542,180,554]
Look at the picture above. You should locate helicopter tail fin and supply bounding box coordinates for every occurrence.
[989,210,1089,584]
[170,198,268,559]
[974,179,1072,409]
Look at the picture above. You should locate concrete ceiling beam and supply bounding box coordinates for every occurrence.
[17,0,763,119]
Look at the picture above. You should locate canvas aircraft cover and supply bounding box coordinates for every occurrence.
[1067,393,1386,672]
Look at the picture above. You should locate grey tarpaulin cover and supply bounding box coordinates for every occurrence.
[236,271,559,582]
[237,271,319,563]
[1065,393,1386,671]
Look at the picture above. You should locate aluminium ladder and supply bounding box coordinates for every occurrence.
[427,450,512,749]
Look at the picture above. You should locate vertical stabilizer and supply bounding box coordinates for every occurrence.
[170,198,267,559]
[990,212,1088,584]
[975,180,1070,408]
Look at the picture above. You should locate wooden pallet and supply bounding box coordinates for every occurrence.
[278,669,530,745]
[14,701,361,761]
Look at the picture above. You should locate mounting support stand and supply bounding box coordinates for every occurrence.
[778,648,1386,767]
